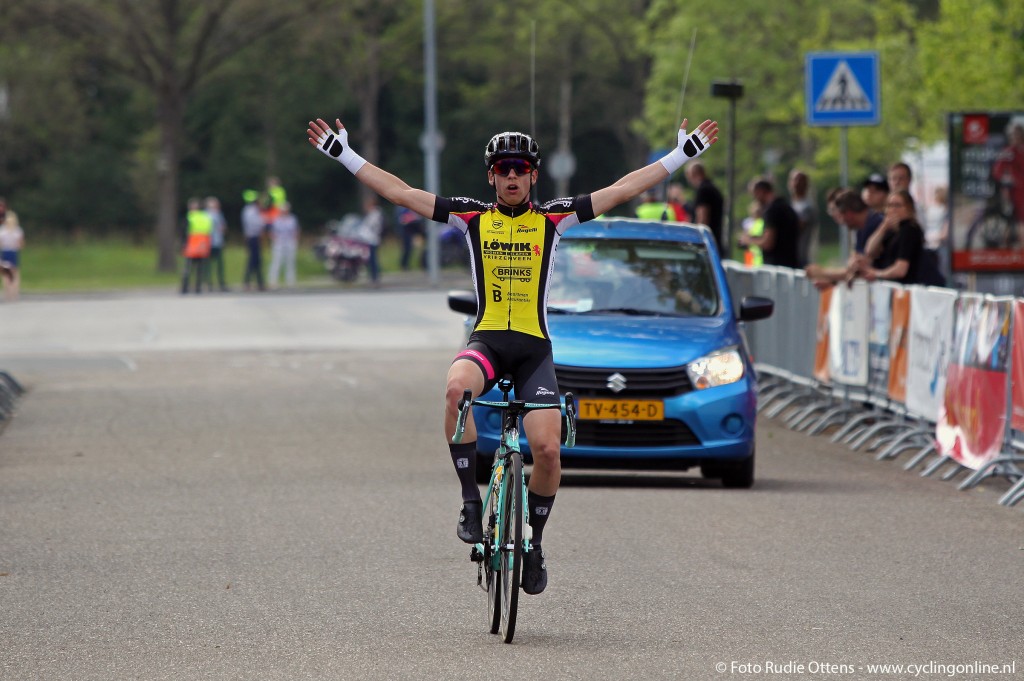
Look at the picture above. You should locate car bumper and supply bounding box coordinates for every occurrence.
[471,378,757,470]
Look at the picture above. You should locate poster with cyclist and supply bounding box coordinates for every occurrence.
[950,111,1024,271]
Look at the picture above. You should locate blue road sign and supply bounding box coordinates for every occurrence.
[805,52,880,127]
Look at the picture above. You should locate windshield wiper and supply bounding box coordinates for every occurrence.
[582,307,680,317]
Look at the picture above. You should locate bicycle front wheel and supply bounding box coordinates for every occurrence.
[498,451,524,643]
[486,476,502,635]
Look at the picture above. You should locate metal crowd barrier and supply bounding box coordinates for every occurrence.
[0,370,25,424]
[725,260,1024,508]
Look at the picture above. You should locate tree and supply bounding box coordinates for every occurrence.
[20,0,324,270]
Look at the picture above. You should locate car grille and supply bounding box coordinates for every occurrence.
[554,365,693,397]
[572,419,701,447]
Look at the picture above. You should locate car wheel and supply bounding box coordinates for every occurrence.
[475,451,494,485]
[721,449,755,489]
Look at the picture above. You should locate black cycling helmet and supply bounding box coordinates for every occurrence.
[484,131,540,168]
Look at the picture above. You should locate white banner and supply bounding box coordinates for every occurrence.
[829,281,870,386]
[867,283,895,394]
[905,287,956,419]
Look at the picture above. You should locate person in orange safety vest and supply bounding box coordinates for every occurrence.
[181,197,213,294]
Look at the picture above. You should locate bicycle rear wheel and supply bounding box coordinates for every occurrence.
[498,451,523,643]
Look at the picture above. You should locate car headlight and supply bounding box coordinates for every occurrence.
[686,347,745,389]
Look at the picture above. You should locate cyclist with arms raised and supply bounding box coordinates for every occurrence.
[307,116,718,594]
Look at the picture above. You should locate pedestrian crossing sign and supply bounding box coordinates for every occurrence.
[805,51,880,127]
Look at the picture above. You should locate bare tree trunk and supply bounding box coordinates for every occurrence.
[156,88,184,272]
[357,41,381,206]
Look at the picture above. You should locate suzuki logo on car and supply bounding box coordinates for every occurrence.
[606,372,627,393]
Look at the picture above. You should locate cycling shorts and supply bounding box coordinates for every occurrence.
[453,329,560,405]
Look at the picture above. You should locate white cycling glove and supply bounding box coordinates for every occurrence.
[314,123,367,175]
[659,126,711,174]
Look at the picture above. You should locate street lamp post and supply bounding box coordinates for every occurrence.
[711,80,743,260]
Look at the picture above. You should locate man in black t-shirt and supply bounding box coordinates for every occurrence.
[740,179,800,268]
[684,161,724,253]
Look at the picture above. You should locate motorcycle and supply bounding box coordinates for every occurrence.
[315,215,371,282]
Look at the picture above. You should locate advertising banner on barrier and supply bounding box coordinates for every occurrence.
[813,286,832,383]
[936,297,1011,469]
[868,284,893,395]
[905,287,955,418]
[829,282,869,386]
[1012,300,1024,431]
[887,289,911,403]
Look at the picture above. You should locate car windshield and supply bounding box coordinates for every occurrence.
[547,238,720,316]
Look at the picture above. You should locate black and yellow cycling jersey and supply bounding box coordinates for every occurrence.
[433,195,595,340]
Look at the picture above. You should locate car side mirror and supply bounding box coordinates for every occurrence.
[448,290,477,316]
[738,295,773,322]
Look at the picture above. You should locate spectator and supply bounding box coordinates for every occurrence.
[787,169,819,268]
[635,190,669,220]
[267,201,299,289]
[180,197,213,295]
[858,189,925,285]
[266,176,287,220]
[740,199,763,267]
[684,161,724,253]
[887,162,912,194]
[204,196,229,292]
[241,190,266,291]
[398,206,425,271]
[359,195,385,286]
[740,178,800,268]
[665,182,690,222]
[925,185,951,281]
[0,198,24,302]
[805,189,884,289]
[861,173,889,213]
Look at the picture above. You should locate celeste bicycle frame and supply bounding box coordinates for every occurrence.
[452,375,576,643]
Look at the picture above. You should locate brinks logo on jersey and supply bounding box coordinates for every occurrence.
[492,266,533,282]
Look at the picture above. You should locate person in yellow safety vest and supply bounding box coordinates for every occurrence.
[741,199,764,267]
[635,190,672,220]
[180,197,213,294]
[263,176,287,224]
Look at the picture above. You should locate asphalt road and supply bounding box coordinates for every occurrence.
[0,287,1021,680]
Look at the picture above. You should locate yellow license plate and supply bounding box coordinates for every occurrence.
[578,398,664,421]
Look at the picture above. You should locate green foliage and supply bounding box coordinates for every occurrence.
[1,0,1023,253]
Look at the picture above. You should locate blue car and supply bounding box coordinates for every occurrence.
[447,218,773,488]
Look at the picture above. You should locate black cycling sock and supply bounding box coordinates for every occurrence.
[527,491,556,546]
[449,442,481,503]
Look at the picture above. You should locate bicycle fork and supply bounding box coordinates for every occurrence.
[470,453,533,590]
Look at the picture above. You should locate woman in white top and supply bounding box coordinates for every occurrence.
[267,201,299,288]
[0,198,24,301]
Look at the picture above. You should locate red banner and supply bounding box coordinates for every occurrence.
[936,298,1011,469]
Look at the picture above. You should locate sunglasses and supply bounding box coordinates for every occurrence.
[492,158,534,176]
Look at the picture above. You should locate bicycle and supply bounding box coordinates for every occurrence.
[452,375,577,643]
